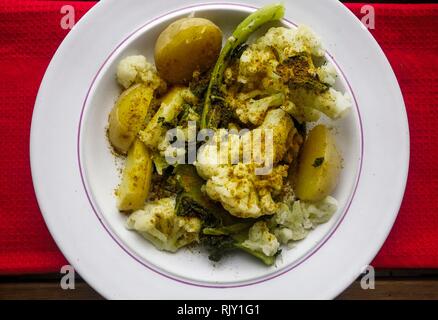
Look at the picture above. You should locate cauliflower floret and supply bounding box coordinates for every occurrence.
[198,109,293,175]
[316,63,337,86]
[195,129,233,180]
[302,195,339,224]
[280,100,320,123]
[126,197,201,252]
[196,110,293,218]
[273,196,338,244]
[274,202,311,242]
[227,25,351,124]
[117,55,166,91]
[259,25,324,60]
[234,93,285,126]
[157,126,187,168]
[289,87,352,119]
[236,25,323,88]
[204,163,288,218]
[241,221,280,257]
[257,108,293,164]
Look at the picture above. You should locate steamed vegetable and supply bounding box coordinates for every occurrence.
[294,125,341,201]
[202,222,279,266]
[174,165,237,226]
[117,139,153,211]
[201,3,285,128]
[155,17,222,84]
[226,25,352,124]
[236,92,285,126]
[126,197,201,252]
[116,55,165,92]
[174,165,279,265]
[273,196,338,244]
[108,84,154,154]
[138,86,188,150]
[240,221,280,257]
[195,111,292,219]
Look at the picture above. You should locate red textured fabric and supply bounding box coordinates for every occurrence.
[0,1,436,274]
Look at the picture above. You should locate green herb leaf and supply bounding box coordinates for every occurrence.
[312,157,324,168]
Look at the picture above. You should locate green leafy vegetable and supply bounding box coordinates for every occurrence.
[174,165,237,225]
[201,3,285,129]
[173,165,278,265]
[201,235,236,262]
[201,229,279,266]
[203,222,253,236]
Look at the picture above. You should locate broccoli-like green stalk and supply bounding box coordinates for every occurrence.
[201,228,277,266]
[174,165,238,225]
[174,165,279,265]
[126,198,201,253]
[201,3,285,129]
[234,242,277,266]
[205,100,236,129]
[201,235,236,262]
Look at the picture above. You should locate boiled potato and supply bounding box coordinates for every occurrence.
[294,125,341,202]
[108,84,154,154]
[139,86,188,149]
[117,139,153,211]
[155,17,222,84]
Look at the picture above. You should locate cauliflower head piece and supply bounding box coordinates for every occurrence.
[196,108,294,178]
[225,25,351,125]
[256,25,325,61]
[195,109,295,218]
[273,196,338,244]
[241,221,280,257]
[126,197,201,252]
[117,55,166,92]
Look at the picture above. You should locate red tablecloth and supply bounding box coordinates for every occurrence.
[0,1,437,274]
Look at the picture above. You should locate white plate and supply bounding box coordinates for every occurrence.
[30,0,409,299]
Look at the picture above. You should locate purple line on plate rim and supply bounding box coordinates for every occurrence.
[77,2,364,289]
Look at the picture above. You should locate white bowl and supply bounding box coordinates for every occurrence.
[31,0,408,299]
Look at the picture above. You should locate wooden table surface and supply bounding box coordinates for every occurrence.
[1,270,438,299]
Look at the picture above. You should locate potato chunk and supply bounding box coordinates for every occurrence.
[108,84,153,154]
[117,139,153,211]
[154,17,222,84]
[138,86,188,150]
[294,125,341,201]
